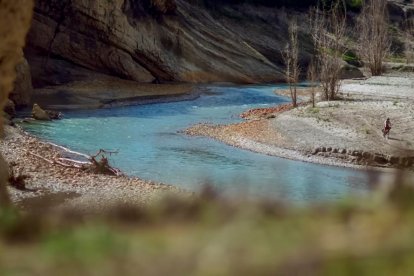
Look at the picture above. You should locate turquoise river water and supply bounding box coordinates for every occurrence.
[22,85,383,203]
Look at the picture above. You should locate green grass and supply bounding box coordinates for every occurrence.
[361,127,371,135]
[346,0,362,9]
[308,107,320,114]
[342,51,358,62]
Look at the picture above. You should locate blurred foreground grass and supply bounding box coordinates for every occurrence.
[1,174,414,275]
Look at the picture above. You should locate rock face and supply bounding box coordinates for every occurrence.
[25,0,414,87]
[0,0,34,206]
[26,0,300,86]
[10,56,34,107]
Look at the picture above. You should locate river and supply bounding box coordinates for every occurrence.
[22,85,381,203]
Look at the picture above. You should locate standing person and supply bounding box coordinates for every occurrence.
[383,118,392,138]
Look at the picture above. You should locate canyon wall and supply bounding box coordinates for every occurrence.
[0,0,34,206]
[26,0,304,88]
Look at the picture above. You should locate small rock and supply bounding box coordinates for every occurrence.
[373,154,387,164]
[352,150,362,157]
[332,148,338,153]
[388,156,400,165]
[327,147,332,152]
[46,110,63,120]
[340,149,347,154]
[321,147,327,152]
[362,152,372,160]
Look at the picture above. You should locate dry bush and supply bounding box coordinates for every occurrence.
[86,150,122,176]
[357,0,390,75]
[311,0,347,101]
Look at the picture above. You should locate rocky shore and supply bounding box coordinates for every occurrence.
[0,126,183,212]
[186,75,414,170]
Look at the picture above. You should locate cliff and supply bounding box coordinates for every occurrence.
[11,0,413,108]
[26,0,310,88]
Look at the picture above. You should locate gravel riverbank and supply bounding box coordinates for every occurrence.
[0,126,184,212]
[186,75,414,170]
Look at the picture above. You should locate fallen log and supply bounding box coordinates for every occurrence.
[57,158,91,165]
[27,149,122,176]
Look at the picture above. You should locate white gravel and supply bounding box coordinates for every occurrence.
[340,75,414,100]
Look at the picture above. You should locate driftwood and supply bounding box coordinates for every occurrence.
[87,149,121,176]
[27,149,122,176]
[57,158,90,165]
[28,152,54,164]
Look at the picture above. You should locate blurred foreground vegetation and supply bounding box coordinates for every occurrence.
[1,173,414,275]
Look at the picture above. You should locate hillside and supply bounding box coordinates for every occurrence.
[26,0,294,87]
[4,0,411,108]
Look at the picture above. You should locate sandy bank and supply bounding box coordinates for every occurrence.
[186,75,414,170]
[0,126,183,212]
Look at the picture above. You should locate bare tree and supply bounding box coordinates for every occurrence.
[357,0,390,76]
[404,17,414,64]
[311,0,347,101]
[307,59,318,108]
[282,17,300,107]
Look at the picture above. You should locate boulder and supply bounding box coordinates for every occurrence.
[340,64,364,80]
[10,56,33,107]
[4,99,16,118]
[46,110,63,120]
[32,103,51,121]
